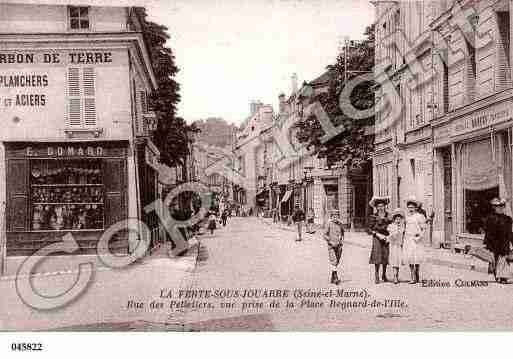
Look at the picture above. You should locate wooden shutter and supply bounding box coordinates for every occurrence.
[6,159,29,232]
[67,67,81,126]
[139,91,147,114]
[83,67,97,127]
[103,159,127,227]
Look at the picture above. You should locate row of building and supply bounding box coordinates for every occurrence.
[230,0,513,252]
[374,0,513,249]
[231,72,373,231]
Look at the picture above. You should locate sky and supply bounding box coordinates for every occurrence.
[145,0,375,125]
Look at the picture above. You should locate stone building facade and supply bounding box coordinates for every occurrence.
[0,2,159,273]
[373,0,513,248]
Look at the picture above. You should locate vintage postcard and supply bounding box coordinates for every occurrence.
[1,0,513,337]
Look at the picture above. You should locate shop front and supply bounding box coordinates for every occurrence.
[433,98,513,249]
[4,141,130,257]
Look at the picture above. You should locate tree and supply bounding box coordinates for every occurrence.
[136,8,198,168]
[295,25,375,169]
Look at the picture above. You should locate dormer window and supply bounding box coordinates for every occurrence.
[69,6,90,30]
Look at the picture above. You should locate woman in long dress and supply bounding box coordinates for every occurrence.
[387,208,405,284]
[484,198,513,284]
[366,196,391,284]
[402,197,426,284]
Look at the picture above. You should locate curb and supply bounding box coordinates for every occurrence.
[257,217,488,274]
[0,240,201,282]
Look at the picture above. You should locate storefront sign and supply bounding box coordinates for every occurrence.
[452,101,511,137]
[26,145,103,157]
[0,51,118,110]
[0,52,113,65]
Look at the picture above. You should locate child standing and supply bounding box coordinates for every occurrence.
[323,212,345,285]
[387,208,405,284]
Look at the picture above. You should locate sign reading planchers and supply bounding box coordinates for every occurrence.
[0,52,113,64]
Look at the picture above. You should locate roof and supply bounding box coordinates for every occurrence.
[308,69,333,87]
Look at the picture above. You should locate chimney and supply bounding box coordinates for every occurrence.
[278,93,286,114]
[291,73,298,94]
[250,100,262,116]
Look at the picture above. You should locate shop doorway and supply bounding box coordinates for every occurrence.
[464,187,499,234]
[352,182,368,229]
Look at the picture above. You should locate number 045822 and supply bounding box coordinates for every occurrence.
[11,343,43,351]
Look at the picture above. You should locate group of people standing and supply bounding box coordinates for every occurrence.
[367,196,428,285]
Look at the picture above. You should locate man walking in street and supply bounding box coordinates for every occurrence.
[292,204,306,242]
[221,210,228,227]
[324,212,344,285]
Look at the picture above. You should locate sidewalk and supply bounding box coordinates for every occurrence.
[258,217,489,274]
[1,238,201,280]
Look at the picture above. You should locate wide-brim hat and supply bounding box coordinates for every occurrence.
[405,196,422,208]
[369,196,390,208]
[490,197,506,207]
[391,208,405,219]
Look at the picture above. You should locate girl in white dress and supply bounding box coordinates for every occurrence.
[387,208,405,284]
[402,197,426,284]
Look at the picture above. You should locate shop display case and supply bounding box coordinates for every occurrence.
[29,159,105,231]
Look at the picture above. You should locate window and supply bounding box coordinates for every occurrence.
[69,6,90,30]
[30,159,104,231]
[67,67,97,127]
[442,59,449,113]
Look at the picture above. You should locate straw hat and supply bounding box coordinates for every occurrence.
[391,208,405,219]
[405,196,422,208]
[490,197,506,207]
[369,196,390,208]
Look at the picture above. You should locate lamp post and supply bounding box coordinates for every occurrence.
[303,166,314,212]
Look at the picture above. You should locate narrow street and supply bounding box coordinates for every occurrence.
[2,216,513,331]
[182,217,513,331]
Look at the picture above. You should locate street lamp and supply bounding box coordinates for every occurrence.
[303,166,314,212]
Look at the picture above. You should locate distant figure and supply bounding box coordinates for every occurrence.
[292,204,306,242]
[306,208,315,234]
[221,210,228,226]
[208,211,217,235]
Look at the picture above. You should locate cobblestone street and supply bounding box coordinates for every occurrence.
[182,217,513,331]
[2,216,513,331]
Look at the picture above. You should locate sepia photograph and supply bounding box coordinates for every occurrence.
[2,0,513,347]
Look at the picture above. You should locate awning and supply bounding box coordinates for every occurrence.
[281,190,292,203]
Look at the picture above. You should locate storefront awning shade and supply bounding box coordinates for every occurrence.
[462,139,498,191]
[281,190,292,203]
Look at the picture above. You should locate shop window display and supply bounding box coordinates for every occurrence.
[30,159,104,231]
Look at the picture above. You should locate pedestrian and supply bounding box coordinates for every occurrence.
[306,207,315,234]
[208,211,217,235]
[402,196,426,284]
[324,211,344,285]
[367,196,391,284]
[387,208,405,285]
[484,198,513,284]
[292,204,306,241]
[221,209,228,227]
